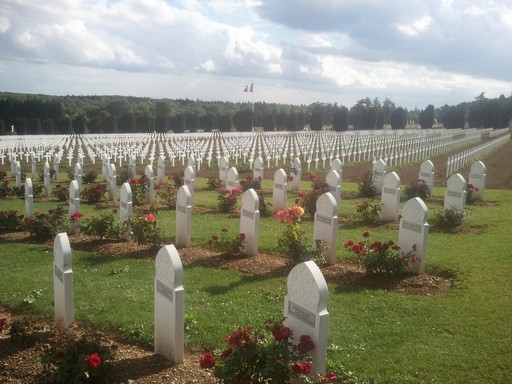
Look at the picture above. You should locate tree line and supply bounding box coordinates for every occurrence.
[0,91,510,135]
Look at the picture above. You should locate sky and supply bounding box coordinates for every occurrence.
[1,0,511,110]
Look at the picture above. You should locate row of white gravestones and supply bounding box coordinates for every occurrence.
[53,234,329,370]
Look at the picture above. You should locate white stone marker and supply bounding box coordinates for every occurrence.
[272,169,288,214]
[157,155,166,184]
[284,261,329,375]
[468,161,486,200]
[15,161,21,186]
[444,173,466,211]
[253,156,264,181]
[53,232,74,327]
[398,197,429,274]
[240,188,260,256]
[101,154,109,181]
[372,159,386,195]
[331,158,342,173]
[69,180,80,234]
[325,170,341,206]
[184,165,195,204]
[226,167,239,190]
[381,171,401,222]
[129,155,137,178]
[290,158,302,192]
[108,163,117,201]
[31,152,37,177]
[419,160,435,195]
[313,192,338,265]
[24,177,34,218]
[219,156,229,187]
[53,155,60,181]
[44,161,51,197]
[154,245,184,363]
[120,182,133,239]
[74,163,82,191]
[145,165,154,203]
[175,185,192,248]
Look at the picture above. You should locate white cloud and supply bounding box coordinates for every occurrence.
[0,0,511,110]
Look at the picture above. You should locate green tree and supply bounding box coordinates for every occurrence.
[419,105,435,129]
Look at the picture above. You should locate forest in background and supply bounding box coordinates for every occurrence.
[0,91,511,135]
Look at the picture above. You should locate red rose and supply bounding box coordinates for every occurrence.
[362,230,371,238]
[86,353,101,370]
[298,334,315,353]
[199,352,215,369]
[272,326,293,341]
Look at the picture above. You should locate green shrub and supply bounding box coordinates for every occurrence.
[404,179,430,200]
[81,210,120,240]
[123,213,162,246]
[296,173,329,216]
[344,230,418,275]
[24,206,67,241]
[80,183,107,204]
[433,207,466,229]
[40,322,117,384]
[358,171,376,197]
[355,199,382,224]
[52,185,69,202]
[206,176,221,190]
[82,171,98,184]
[217,188,243,213]
[206,228,247,258]
[0,210,24,231]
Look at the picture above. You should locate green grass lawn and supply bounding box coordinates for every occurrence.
[0,180,511,383]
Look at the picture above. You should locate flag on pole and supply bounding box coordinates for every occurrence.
[243,83,254,92]
[250,83,254,93]
[243,84,249,92]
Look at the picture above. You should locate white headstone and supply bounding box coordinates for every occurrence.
[24,177,34,218]
[53,155,60,181]
[373,159,386,194]
[419,160,435,194]
[74,162,82,191]
[398,197,429,274]
[157,155,166,184]
[175,185,192,248]
[444,173,466,210]
[108,163,117,201]
[226,167,239,190]
[145,165,154,203]
[325,170,341,206]
[69,180,80,234]
[240,188,260,256]
[154,245,184,363]
[129,155,137,178]
[53,233,74,327]
[468,161,486,200]
[15,161,21,186]
[44,161,51,197]
[31,152,37,177]
[330,158,342,173]
[272,169,288,214]
[284,261,329,375]
[381,171,401,222]
[219,157,229,187]
[290,158,302,192]
[313,193,338,265]
[253,157,264,180]
[184,165,195,204]
[120,182,133,238]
